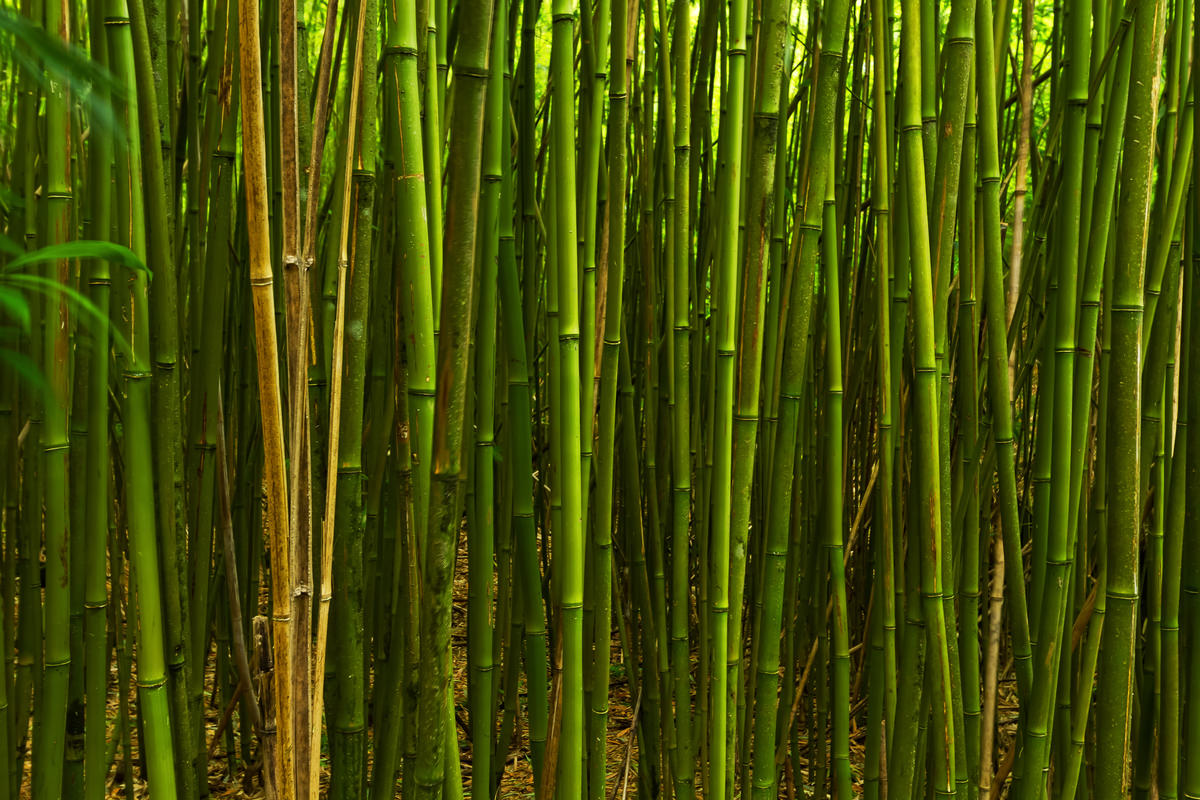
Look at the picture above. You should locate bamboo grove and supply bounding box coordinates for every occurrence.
[0,0,1195,790]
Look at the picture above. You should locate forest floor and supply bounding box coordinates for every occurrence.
[72,548,640,800]
[62,548,1019,800]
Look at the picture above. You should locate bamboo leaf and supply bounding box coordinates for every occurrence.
[0,8,128,142]
[0,286,31,331]
[0,347,49,399]
[2,273,133,357]
[3,240,150,276]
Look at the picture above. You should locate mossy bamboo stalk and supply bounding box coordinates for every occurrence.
[1096,0,1164,795]
[412,1,494,793]
[328,0,378,791]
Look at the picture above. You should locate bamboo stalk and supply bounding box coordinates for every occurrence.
[237,0,295,792]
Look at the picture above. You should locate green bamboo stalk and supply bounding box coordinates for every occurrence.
[389,0,437,550]
[81,9,112,799]
[549,0,585,791]
[326,0,378,790]
[668,0,694,794]
[1159,244,1189,799]
[122,0,201,785]
[741,0,800,792]
[468,1,506,791]
[0,369,13,800]
[65,275,88,800]
[926,0,975,784]
[723,0,773,770]
[1142,86,1194,347]
[1185,26,1200,798]
[975,0,1033,705]
[1017,0,1089,786]
[897,0,956,790]
[112,527,134,800]
[107,0,179,786]
[420,0,444,326]
[869,0,898,744]
[1182,120,1200,800]
[184,0,238,774]
[589,0,627,791]
[33,0,72,793]
[822,144,852,800]
[1096,0,1165,794]
[496,127,550,797]
[864,6,898,794]
[753,0,852,790]
[12,23,42,783]
[577,0,606,565]
[0,498,9,800]
[707,0,749,789]
[955,70,982,800]
[412,0,494,793]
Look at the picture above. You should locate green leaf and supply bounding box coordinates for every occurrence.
[0,185,24,214]
[0,349,49,400]
[0,286,30,331]
[2,273,133,358]
[0,234,24,259]
[3,240,150,277]
[0,9,128,143]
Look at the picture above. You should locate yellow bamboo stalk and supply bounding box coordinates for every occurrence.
[237,0,294,797]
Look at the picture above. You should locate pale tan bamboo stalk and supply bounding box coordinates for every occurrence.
[1005,0,1033,383]
[237,0,294,796]
[979,532,1006,795]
